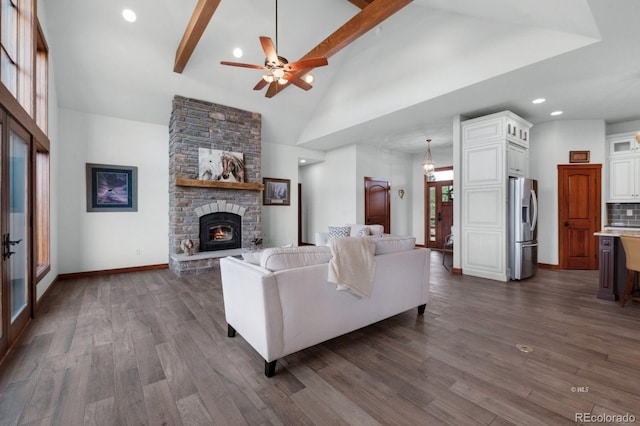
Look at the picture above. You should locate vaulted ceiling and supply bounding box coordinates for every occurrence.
[42,0,640,153]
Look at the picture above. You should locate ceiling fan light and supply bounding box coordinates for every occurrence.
[273,69,285,78]
[263,74,274,83]
[278,77,288,85]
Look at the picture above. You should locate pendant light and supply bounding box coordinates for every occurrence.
[422,139,435,180]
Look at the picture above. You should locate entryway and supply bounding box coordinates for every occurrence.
[425,167,454,252]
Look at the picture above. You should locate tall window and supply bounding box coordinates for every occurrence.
[35,21,47,132]
[1,0,18,96]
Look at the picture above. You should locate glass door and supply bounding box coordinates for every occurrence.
[2,119,31,346]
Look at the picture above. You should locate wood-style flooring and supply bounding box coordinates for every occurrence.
[1,252,639,425]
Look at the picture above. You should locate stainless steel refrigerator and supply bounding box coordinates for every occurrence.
[509,177,538,280]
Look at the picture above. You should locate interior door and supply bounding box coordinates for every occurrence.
[426,180,453,249]
[364,177,390,233]
[1,119,32,349]
[558,164,601,269]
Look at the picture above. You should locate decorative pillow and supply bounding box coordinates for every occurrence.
[356,227,371,237]
[328,226,351,238]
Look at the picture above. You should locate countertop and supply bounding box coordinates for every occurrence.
[594,227,640,237]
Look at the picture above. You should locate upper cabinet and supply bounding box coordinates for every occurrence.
[608,132,639,157]
[607,132,640,202]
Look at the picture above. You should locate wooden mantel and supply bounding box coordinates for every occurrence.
[175,177,264,191]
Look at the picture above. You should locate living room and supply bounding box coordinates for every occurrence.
[1,0,640,424]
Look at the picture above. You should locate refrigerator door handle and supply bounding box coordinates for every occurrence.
[521,242,539,248]
[530,189,538,232]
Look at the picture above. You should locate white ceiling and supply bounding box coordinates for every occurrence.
[42,0,640,154]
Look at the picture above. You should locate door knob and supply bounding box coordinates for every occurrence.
[564,222,569,227]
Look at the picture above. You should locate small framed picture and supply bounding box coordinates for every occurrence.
[263,177,290,206]
[569,151,590,163]
[86,163,138,212]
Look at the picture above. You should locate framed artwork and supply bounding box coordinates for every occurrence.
[263,178,290,205]
[569,150,590,163]
[86,163,138,212]
[198,148,245,182]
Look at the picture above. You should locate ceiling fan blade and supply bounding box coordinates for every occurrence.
[265,81,280,98]
[287,74,313,91]
[259,36,279,65]
[286,57,328,71]
[253,79,269,91]
[220,61,266,70]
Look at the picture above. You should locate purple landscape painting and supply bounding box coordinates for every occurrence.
[96,171,129,205]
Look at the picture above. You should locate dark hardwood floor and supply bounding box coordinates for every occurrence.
[1,252,639,425]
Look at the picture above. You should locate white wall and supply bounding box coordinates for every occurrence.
[57,109,169,273]
[299,145,357,242]
[607,120,640,135]
[529,119,606,265]
[261,142,302,247]
[355,145,413,236]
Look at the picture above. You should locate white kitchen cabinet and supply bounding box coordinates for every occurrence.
[608,132,639,157]
[461,111,532,282]
[507,143,526,177]
[608,157,640,201]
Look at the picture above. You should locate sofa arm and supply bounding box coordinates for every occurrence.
[219,257,284,362]
[315,232,329,246]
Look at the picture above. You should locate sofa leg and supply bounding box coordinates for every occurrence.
[417,304,426,315]
[227,324,237,338]
[265,360,277,377]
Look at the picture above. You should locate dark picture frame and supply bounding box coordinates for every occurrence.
[263,177,290,206]
[86,163,138,212]
[569,150,590,163]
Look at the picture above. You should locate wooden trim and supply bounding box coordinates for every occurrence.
[0,83,49,150]
[176,178,264,191]
[58,264,169,280]
[348,0,374,8]
[173,0,221,73]
[451,267,462,275]
[538,263,561,270]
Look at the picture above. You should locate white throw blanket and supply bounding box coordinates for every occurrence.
[328,237,376,298]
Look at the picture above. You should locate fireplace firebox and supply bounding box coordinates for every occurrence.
[199,212,242,251]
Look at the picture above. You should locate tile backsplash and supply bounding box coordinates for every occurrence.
[607,203,640,227]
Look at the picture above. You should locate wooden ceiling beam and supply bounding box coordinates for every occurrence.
[267,0,412,97]
[174,0,221,73]
[348,0,374,9]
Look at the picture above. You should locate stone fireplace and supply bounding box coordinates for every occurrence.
[168,96,262,276]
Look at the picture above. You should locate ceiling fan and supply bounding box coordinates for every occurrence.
[220,0,329,97]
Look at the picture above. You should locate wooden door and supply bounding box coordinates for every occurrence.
[558,164,601,269]
[425,180,453,249]
[364,177,390,233]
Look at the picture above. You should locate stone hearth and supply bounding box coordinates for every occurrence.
[168,96,262,276]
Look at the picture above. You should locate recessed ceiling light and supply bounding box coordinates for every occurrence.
[550,111,563,116]
[532,98,546,104]
[122,9,136,22]
[303,73,314,84]
[233,48,243,58]
[299,159,307,163]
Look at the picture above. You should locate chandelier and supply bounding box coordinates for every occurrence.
[421,139,435,179]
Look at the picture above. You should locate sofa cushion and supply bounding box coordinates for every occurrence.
[371,235,416,254]
[260,246,333,271]
[328,226,351,238]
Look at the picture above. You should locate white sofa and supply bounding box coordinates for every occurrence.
[315,223,385,246]
[220,237,430,377]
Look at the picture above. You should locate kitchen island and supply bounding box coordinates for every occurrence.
[594,228,640,300]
